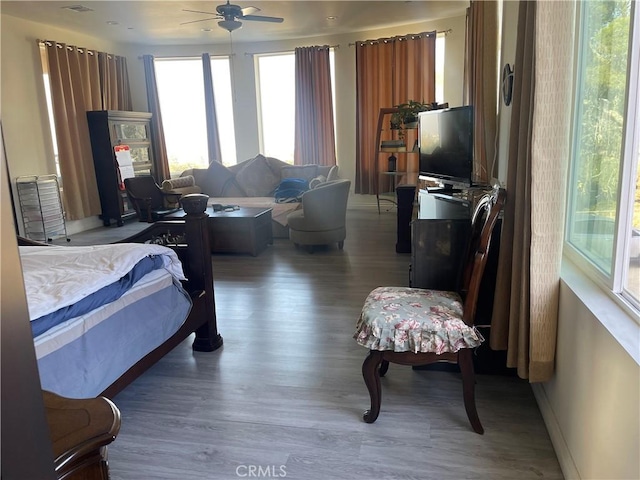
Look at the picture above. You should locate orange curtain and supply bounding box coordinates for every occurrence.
[142,55,171,181]
[44,43,109,219]
[293,46,336,166]
[355,33,436,194]
[99,52,132,111]
[464,1,498,184]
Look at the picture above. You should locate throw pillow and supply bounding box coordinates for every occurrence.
[234,154,281,197]
[197,161,236,197]
[281,165,318,181]
[326,165,339,181]
[309,175,327,189]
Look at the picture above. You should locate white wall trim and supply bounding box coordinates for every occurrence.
[532,383,580,480]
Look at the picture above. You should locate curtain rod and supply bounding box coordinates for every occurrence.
[349,29,451,47]
[139,44,340,60]
[38,39,95,55]
[244,44,339,56]
[38,39,121,59]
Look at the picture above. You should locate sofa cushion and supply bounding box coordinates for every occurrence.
[326,165,339,181]
[265,156,290,172]
[191,161,237,197]
[309,175,327,189]
[281,164,318,181]
[228,157,252,174]
[235,154,281,196]
[221,178,246,196]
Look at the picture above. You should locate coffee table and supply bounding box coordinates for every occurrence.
[166,206,273,256]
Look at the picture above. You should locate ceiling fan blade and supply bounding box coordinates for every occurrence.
[242,15,284,23]
[182,9,217,15]
[180,17,220,25]
[240,6,260,16]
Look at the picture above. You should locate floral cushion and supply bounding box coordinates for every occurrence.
[354,286,484,354]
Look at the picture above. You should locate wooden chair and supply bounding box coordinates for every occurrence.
[353,186,506,434]
[124,176,180,223]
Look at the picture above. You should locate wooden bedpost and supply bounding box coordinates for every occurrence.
[180,194,223,352]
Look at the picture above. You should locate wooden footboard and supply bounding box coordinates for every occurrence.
[19,194,223,399]
[102,194,223,397]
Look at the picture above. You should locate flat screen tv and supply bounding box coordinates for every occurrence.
[418,105,473,189]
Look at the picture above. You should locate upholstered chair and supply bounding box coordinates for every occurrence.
[287,179,351,252]
[354,187,506,434]
[124,176,180,223]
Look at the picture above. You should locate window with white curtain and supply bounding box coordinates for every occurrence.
[565,0,639,314]
[154,56,236,177]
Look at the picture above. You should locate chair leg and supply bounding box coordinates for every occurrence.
[458,349,484,434]
[362,350,384,423]
[338,240,344,250]
[379,359,389,377]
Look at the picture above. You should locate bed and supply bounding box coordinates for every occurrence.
[18,194,223,399]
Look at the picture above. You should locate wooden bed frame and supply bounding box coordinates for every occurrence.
[18,194,223,399]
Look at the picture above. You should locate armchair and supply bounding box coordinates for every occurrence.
[287,179,351,252]
[124,176,180,223]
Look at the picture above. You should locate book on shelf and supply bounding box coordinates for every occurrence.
[380,140,406,148]
[380,146,407,152]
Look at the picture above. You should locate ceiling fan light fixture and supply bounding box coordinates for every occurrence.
[218,19,242,32]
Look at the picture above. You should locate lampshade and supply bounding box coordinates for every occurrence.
[218,19,242,32]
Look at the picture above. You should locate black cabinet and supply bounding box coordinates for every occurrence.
[87,110,154,226]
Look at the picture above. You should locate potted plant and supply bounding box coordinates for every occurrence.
[393,100,431,129]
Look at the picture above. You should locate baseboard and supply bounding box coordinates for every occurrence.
[531,383,581,480]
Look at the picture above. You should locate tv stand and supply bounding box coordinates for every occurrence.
[418,189,470,220]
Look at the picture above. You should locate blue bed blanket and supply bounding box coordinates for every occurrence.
[30,255,165,338]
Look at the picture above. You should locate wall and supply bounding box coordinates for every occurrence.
[0,14,127,235]
[535,278,639,480]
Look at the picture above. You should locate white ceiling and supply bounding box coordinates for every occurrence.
[0,1,469,45]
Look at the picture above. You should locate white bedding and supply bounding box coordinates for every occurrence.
[19,243,186,320]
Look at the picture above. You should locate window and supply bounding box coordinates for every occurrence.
[39,45,60,180]
[256,53,296,162]
[255,50,336,164]
[154,56,236,177]
[566,0,639,312]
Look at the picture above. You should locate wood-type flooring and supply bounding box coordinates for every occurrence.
[62,199,564,480]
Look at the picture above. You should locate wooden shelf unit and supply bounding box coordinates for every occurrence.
[87,110,154,227]
[373,107,419,213]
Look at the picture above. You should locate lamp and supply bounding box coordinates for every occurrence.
[218,19,242,32]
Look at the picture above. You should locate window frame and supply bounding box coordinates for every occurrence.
[563,0,640,320]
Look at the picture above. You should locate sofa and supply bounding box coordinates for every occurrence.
[183,154,339,238]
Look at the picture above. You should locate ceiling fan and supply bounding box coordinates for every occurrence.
[181,1,284,32]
